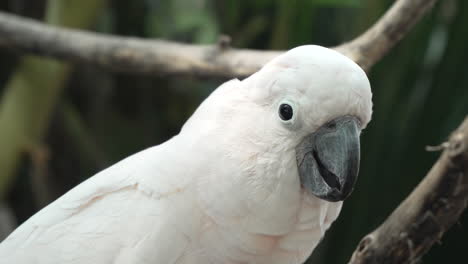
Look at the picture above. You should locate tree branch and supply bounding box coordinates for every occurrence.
[0,11,279,78]
[349,116,468,264]
[336,0,438,72]
[0,0,438,78]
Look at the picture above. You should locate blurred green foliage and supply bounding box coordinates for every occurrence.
[0,0,467,263]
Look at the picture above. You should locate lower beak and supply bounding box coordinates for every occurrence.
[296,116,360,202]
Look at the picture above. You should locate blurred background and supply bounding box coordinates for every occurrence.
[0,0,467,263]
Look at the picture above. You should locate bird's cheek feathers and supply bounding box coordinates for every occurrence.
[195,149,302,234]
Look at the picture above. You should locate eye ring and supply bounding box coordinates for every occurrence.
[279,103,293,121]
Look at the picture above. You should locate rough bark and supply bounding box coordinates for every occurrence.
[0,0,438,78]
[349,116,468,264]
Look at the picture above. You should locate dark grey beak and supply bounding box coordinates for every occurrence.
[296,116,360,202]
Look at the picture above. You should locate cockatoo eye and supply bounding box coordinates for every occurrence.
[279,103,293,121]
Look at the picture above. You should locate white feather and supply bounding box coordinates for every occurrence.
[0,45,372,264]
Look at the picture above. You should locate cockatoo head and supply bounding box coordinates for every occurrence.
[241,45,372,202]
[184,45,372,204]
[239,46,372,201]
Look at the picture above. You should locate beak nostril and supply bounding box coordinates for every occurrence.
[326,121,337,130]
[312,150,342,191]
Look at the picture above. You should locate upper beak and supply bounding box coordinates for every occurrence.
[296,116,360,202]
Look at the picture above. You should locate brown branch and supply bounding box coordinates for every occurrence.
[335,0,439,72]
[349,116,468,264]
[0,0,438,78]
[0,11,279,79]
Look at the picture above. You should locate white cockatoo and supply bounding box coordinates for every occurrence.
[0,45,372,264]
